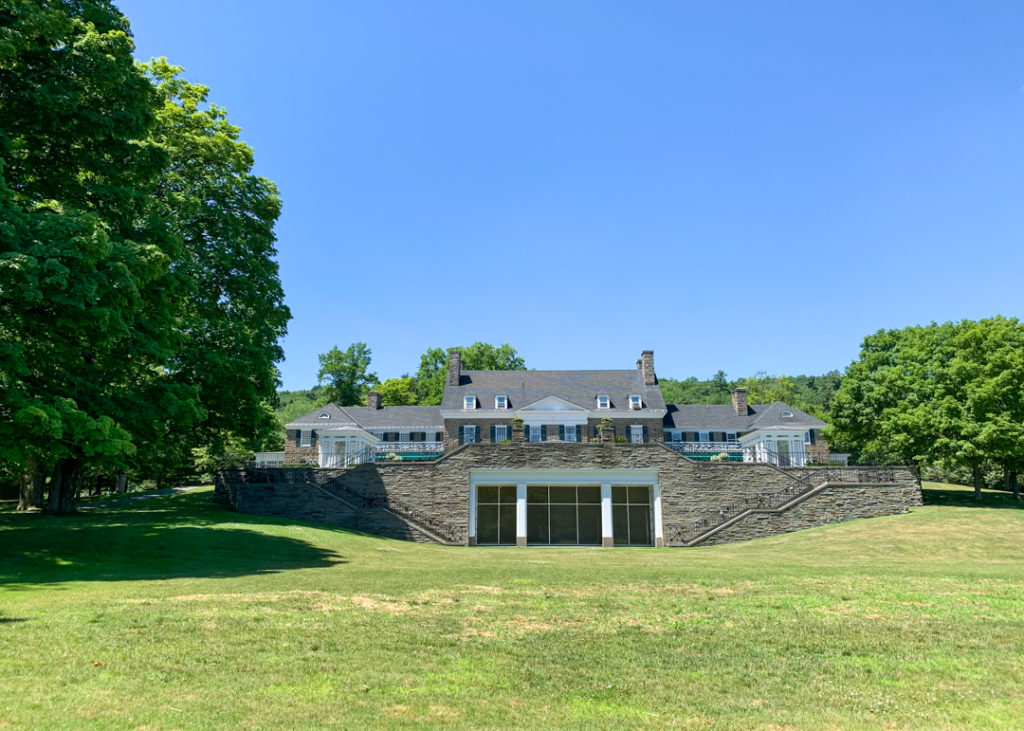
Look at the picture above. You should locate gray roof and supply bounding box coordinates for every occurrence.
[285,403,443,430]
[442,369,666,414]
[663,402,826,431]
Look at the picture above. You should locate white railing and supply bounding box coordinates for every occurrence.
[374,441,444,455]
[254,452,285,467]
[667,441,741,453]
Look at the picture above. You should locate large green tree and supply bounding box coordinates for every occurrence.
[0,0,174,512]
[1,4,290,510]
[829,318,1024,499]
[317,343,378,406]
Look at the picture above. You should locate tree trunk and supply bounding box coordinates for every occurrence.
[1012,470,1020,501]
[16,458,45,511]
[47,459,80,515]
[116,471,128,495]
[971,463,984,502]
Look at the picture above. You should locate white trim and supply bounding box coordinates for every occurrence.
[463,395,477,410]
[300,429,312,447]
[470,468,658,485]
[469,484,478,539]
[516,484,527,541]
[600,484,613,541]
[629,425,644,444]
[463,425,478,443]
[596,394,610,410]
[652,482,664,543]
[628,394,642,410]
[494,424,508,441]
[518,395,589,413]
[495,395,508,410]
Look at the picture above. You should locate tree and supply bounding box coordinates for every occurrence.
[0,1,173,512]
[0,5,290,511]
[135,60,289,469]
[318,343,378,406]
[413,342,526,404]
[376,377,418,406]
[828,319,1024,499]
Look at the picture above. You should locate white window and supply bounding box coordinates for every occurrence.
[781,410,794,418]
[629,394,642,410]
[399,431,410,442]
[464,425,477,443]
[699,431,709,442]
[300,429,312,447]
[529,425,542,442]
[495,395,508,410]
[318,412,330,420]
[629,425,644,443]
[596,395,610,410]
[726,432,737,442]
[464,395,476,410]
[804,431,811,444]
[564,425,577,442]
[494,425,508,441]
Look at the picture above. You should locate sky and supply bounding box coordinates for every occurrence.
[118,0,1024,390]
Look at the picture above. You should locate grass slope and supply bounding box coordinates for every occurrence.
[1,483,1022,729]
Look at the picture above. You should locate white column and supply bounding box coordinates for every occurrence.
[468,483,477,545]
[600,483,613,547]
[652,480,664,547]
[516,483,527,547]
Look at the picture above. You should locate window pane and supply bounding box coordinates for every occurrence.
[527,485,548,503]
[498,504,517,544]
[577,505,602,545]
[478,485,499,503]
[549,505,577,544]
[550,485,576,504]
[577,486,600,503]
[628,486,650,505]
[499,485,517,504]
[477,505,499,544]
[628,505,651,545]
[612,485,628,504]
[527,505,548,544]
[612,505,630,545]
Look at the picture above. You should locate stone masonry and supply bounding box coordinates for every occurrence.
[219,444,923,547]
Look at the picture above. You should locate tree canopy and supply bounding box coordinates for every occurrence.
[317,343,378,406]
[0,3,289,511]
[828,318,1024,499]
[414,343,526,404]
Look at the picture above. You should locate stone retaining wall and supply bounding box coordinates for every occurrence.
[217,444,923,546]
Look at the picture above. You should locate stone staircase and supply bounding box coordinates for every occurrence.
[669,466,897,547]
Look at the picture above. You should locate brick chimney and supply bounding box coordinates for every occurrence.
[367,391,382,409]
[731,387,748,416]
[640,350,656,386]
[447,349,462,386]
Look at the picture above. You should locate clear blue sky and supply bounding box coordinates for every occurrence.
[118,0,1024,390]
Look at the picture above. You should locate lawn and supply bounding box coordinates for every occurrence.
[1,482,1022,729]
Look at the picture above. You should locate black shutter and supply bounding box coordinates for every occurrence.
[490,425,496,443]
[810,430,817,445]
[559,425,565,441]
[541,425,547,441]
[643,425,649,443]
[458,425,465,444]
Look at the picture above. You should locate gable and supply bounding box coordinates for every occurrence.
[518,396,589,413]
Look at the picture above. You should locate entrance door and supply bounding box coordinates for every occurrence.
[776,440,791,466]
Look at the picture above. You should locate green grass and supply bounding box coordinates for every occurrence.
[1,482,1022,729]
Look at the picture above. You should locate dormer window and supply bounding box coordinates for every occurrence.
[781,410,794,418]
[495,395,508,410]
[628,394,642,410]
[464,395,477,410]
[596,395,610,410]
[318,412,330,420]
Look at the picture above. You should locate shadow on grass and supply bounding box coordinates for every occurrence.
[922,486,1024,509]
[0,490,348,588]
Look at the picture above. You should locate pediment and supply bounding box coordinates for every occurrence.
[518,395,587,412]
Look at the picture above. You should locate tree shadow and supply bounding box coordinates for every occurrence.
[0,490,349,588]
[922,486,1024,510]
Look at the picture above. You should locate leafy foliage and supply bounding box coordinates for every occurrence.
[317,343,378,406]
[414,342,525,405]
[376,377,418,406]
